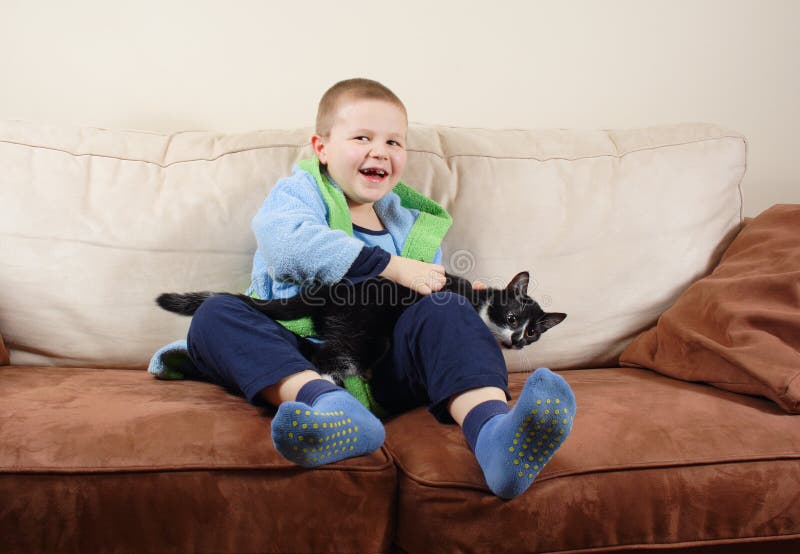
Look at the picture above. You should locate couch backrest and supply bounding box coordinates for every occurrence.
[0,121,745,370]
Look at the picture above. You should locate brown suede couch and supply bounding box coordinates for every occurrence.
[1,121,799,553]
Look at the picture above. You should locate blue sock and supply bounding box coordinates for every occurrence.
[463,368,576,499]
[271,379,385,467]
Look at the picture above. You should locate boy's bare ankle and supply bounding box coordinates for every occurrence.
[260,369,322,406]
[448,387,508,426]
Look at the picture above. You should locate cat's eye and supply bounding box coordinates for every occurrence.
[506,314,518,326]
[526,327,538,337]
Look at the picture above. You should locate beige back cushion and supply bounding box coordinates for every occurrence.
[0,121,745,370]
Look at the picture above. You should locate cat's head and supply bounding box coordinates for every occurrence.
[481,272,566,349]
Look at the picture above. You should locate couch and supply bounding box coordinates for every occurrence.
[1,120,798,553]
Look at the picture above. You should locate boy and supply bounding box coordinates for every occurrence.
[170,78,575,500]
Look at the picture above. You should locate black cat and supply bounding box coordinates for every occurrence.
[157,272,566,386]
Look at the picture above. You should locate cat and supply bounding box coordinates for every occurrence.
[157,271,566,386]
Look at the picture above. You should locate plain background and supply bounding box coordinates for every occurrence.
[1,0,797,216]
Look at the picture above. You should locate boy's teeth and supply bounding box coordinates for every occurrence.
[360,168,387,177]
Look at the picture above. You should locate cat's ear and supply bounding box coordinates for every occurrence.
[539,312,567,331]
[507,271,530,296]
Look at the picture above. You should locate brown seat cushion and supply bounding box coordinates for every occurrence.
[620,204,800,413]
[385,369,800,553]
[0,366,396,553]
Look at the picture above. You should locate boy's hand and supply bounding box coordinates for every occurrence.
[380,256,446,295]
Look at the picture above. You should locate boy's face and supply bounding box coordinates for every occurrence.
[312,99,408,209]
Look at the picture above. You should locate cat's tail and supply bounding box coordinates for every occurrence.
[156,292,216,315]
[156,291,315,320]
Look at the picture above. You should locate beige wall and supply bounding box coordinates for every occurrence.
[1,0,797,216]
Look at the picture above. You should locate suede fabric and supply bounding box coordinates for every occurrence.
[0,366,396,553]
[385,369,800,553]
[620,204,800,413]
[0,333,8,365]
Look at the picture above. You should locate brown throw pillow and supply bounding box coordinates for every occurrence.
[620,204,800,413]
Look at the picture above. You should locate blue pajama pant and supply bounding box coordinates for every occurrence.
[186,292,510,422]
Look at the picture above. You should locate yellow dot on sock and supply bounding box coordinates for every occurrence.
[292,421,298,427]
[554,410,560,415]
[314,411,319,415]
[534,464,539,470]
[528,456,535,462]
[518,471,524,477]
[536,400,542,405]
[313,423,319,429]
[528,473,534,479]
[298,436,304,441]
[555,398,560,404]
[514,459,520,465]
[322,423,327,428]
[546,399,551,404]
[509,447,515,452]
[301,423,308,429]
[302,448,308,453]
[349,446,354,450]
[353,437,358,443]
[346,438,351,443]
[513,439,518,445]
[354,426,359,432]
[305,410,311,416]
[288,432,293,438]
[295,409,301,415]
[347,418,352,423]
[563,419,568,425]
[518,452,524,457]
[564,407,568,413]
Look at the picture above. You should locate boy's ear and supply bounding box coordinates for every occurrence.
[311,134,328,164]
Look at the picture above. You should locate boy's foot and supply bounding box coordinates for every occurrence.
[466,368,576,499]
[271,380,385,467]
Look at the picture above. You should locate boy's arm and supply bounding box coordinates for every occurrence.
[253,176,370,285]
[379,255,446,295]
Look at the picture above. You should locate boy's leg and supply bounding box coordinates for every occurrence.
[187,294,384,466]
[371,291,575,499]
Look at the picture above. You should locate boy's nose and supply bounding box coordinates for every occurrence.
[370,145,388,159]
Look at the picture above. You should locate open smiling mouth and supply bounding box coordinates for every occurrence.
[359,168,389,180]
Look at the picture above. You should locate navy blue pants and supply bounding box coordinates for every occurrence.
[186,292,510,422]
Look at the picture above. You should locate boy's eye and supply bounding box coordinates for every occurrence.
[388,140,402,147]
[354,136,369,142]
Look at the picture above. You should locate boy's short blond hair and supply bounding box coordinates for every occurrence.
[316,78,407,137]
